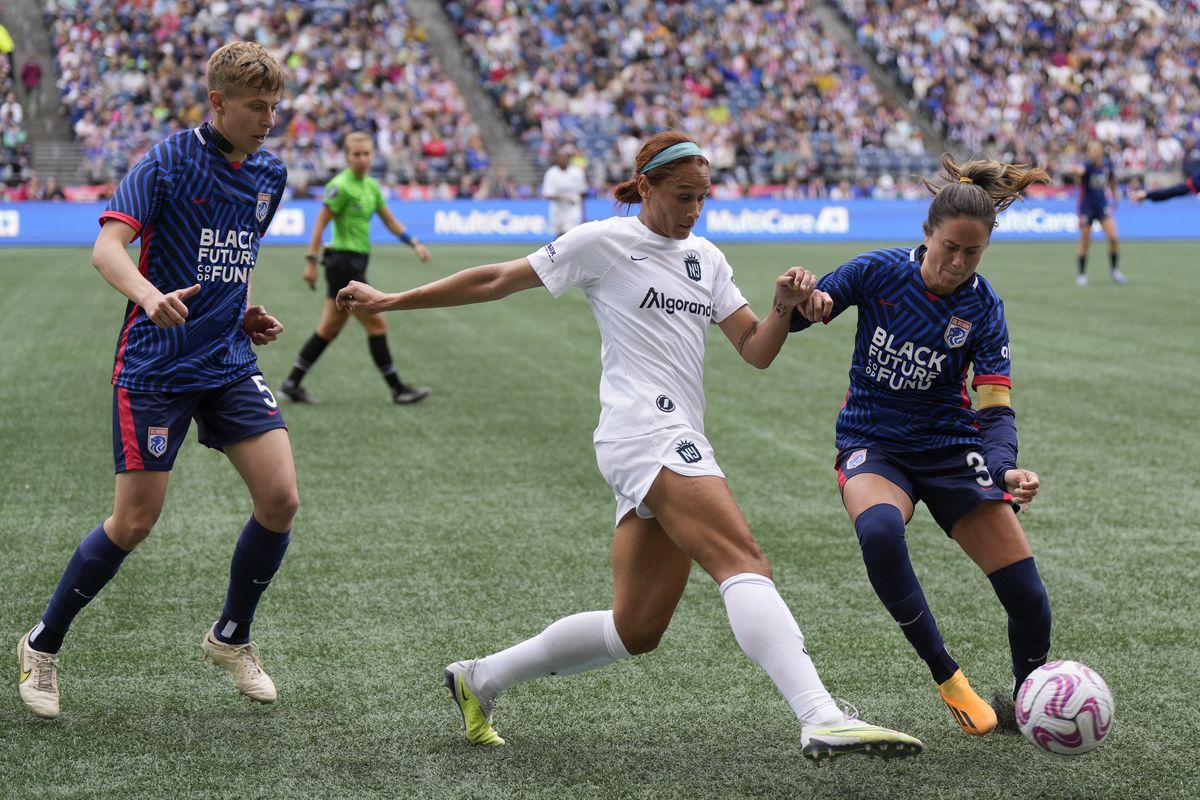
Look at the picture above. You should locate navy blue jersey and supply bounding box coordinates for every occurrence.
[100,127,287,392]
[1078,157,1114,211]
[804,246,1012,452]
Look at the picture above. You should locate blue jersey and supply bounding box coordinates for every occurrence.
[1079,157,1114,211]
[100,127,287,392]
[803,246,1012,453]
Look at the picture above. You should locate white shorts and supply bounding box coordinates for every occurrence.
[594,426,725,527]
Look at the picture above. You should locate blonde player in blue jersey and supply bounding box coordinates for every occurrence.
[1074,140,1125,286]
[338,130,924,762]
[17,42,297,719]
[791,153,1052,737]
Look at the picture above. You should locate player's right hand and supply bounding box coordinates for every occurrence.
[303,262,318,290]
[1128,189,1147,204]
[144,283,200,328]
[799,290,833,322]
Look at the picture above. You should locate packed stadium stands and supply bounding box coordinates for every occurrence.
[1,0,1196,200]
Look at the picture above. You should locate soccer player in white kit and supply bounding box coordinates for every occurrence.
[541,147,589,236]
[337,131,924,762]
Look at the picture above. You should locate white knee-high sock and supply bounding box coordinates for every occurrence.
[719,572,842,726]
[473,610,631,701]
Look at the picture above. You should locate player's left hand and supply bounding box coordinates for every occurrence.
[336,280,389,313]
[1128,189,1147,204]
[1004,467,1039,510]
[243,305,283,345]
[414,243,431,262]
[774,267,817,308]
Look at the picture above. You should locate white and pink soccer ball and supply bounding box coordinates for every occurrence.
[1016,660,1114,755]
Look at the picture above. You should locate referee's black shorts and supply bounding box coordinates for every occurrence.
[322,248,370,298]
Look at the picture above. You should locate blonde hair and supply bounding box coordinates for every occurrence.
[207,42,284,98]
[343,131,374,152]
[921,153,1050,233]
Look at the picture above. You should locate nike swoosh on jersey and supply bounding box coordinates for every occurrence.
[192,197,210,204]
[630,255,648,261]
[267,409,280,416]
[877,296,897,307]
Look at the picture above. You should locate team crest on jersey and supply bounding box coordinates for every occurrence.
[656,395,676,412]
[846,448,868,471]
[256,193,271,223]
[675,439,703,464]
[943,316,972,348]
[147,427,169,458]
[683,250,701,281]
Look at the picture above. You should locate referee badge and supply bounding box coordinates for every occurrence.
[944,316,972,348]
[256,192,271,223]
[147,427,169,458]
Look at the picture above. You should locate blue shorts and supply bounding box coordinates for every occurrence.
[836,445,1014,535]
[1078,202,1110,227]
[112,373,287,472]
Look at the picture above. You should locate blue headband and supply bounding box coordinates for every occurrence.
[639,142,706,174]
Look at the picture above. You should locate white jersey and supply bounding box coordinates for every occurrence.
[541,164,588,234]
[528,216,749,443]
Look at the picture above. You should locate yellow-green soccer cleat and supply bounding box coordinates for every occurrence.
[202,625,277,703]
[801,718,924,762]
[18,629,60,719]
[444,660,505,746]
[938,668,997,736]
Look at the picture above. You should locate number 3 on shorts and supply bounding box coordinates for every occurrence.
[252,375,279,409]
[965,451,993,488]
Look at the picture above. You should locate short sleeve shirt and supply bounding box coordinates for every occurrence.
[528,216,748,442]
[100,127,287,392]
[323,169,384,253]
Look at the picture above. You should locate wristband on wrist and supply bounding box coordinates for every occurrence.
[398,232,416,247]
[305,253,318,262]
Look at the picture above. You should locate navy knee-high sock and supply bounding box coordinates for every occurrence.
[987,557,1051,697]
[214,516,291,644]
[856,504,958,684]
[30,524,130,653]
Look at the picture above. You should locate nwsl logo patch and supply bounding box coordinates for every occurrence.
[256,193,271,223]
[675,439,702,464]
[944,316,972,348]
[683,250,701,281]
[147,427,169,458]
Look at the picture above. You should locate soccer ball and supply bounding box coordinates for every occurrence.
[1015,660,1114,755]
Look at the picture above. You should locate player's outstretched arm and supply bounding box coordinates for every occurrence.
[719,266,818,369]
[337,257,544,314]
[93,219,200,328]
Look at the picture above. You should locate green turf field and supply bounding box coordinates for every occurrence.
[2,241,1197,799]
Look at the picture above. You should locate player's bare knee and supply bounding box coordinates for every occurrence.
[618,621,668,655]
[257,487,299,530]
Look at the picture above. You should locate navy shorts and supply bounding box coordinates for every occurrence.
[1078,202,1110,227]
[836,445,1014,535]
[323,248,370,298]
[112,373,287,472]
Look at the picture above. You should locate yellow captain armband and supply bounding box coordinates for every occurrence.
[976,384,1012,409]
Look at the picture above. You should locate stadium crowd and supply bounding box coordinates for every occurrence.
[838,0,1200,185]
[4,0,1197,201]
[40,0,483,196]
[443,0,937,196]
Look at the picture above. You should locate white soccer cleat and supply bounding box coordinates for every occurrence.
[444,660,504,746]
[1110,269,1128,285]
[801,716,924,762]
[1076,274,1088,287]
[18,629,61,719]
[202,625,277,703]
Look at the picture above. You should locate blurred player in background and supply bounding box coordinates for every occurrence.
[338,130,924,762]
[791,154,1052,737]
[541,146,588,236]
[18,42,296,719]
[1129,165,1200,205]
[280,131,431,406]
[1074,140,1126,286]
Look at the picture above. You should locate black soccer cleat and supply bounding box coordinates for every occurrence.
[393,385,430,405]
[280,380,319,404]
